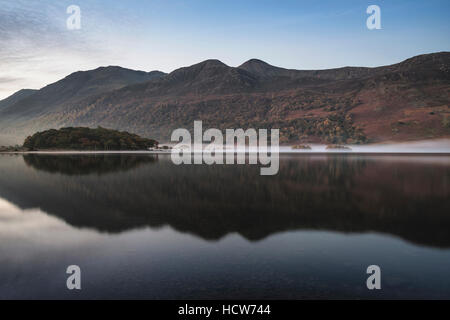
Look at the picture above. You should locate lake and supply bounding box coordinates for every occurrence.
[0,153,449,299]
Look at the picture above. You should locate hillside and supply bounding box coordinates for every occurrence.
[0,67,166,118]
[0,66,165,131]
[0,52,449,145]
[0,89,37,109]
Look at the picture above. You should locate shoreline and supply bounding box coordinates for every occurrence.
[1,150,450,155]
[1,139,449,155]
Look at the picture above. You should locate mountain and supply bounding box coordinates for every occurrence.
[239,59,302,79]
[0,52,449,145]
[0,89,37,109]
[0,66,166,119]
[0,66,166,144]
[134,59,259,95]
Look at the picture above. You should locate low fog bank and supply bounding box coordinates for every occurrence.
[2,137,449,154]
[169,139,450,154]
[283,139,450,153]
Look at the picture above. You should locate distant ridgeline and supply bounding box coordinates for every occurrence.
[23,127,158,151]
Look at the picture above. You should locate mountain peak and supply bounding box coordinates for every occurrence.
[198,59,228,67]
[166,59,230,83]
[82,66,166,79]
[94,65,125,70]
[239,59,270,67]
[238,59,291,78]
[149,58,258,95]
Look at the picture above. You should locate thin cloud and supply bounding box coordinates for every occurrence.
[0,0,111,99]
[0,77,22,83]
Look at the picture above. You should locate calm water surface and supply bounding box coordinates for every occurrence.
[0,153,449,299]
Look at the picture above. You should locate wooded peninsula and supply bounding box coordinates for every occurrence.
[22,127,158,151]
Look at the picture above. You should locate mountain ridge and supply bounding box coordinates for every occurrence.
[0,89,38,110]
[0,52,449,145]
[0,66,166,118]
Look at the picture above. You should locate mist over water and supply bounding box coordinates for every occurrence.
[165,139,450,154]
[282,139,450,153]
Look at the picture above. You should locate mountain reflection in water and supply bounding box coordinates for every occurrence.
[0,153,449,247]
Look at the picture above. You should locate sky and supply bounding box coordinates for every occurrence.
[0,0,449,99]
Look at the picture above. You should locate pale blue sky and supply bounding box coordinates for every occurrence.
[0,0,449,98]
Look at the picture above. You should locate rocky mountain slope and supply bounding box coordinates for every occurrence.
[0,52,449,145]
[0,89,37,110]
